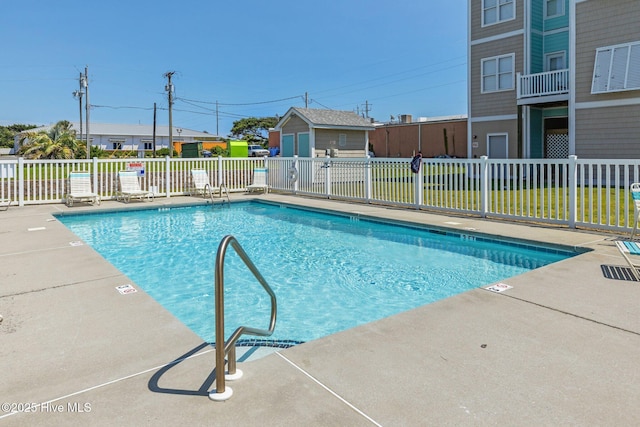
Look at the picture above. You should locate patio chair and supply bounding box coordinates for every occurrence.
[614,240,640,281]
[65,171,100,207]
[190,169,226,199]
[116,170,153,203]
[630,183,640,239]
[246,168,269,194]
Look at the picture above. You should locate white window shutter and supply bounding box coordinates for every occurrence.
[609,46,629,91]
[592,48,612,93]
[627,44,640,89]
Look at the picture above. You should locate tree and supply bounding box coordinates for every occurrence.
[0,124,37,148]
[229,117,278,145]
[18,120,86,159]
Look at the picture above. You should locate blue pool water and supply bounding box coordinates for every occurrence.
[57,202,574,344]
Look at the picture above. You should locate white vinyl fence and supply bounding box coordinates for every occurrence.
[1,155,639,234]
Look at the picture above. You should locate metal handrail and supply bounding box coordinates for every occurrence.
[220,184,230,206]
[209,235,277,401]
[204,183,230,207]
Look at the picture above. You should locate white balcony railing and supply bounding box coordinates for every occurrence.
[517,69,569,99]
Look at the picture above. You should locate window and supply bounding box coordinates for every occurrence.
[339,134,347,147]
[545,52,566,71]
[592,41,640,94]
[545,0,564,18]
[482,0,515,26]
[482,54,514,92]
[108,137,125,150]
[144,142,153,150]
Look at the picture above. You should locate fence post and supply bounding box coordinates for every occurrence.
[480,156,489,218]
[217,155,224,187]
[92,157,99,198]
[365,156,372,203]
[293,155,299,193]
[568,155,578,228]
[17,157,24,207]
[324,156,331,197]
[415,159,423,209]
[165,156,171,198]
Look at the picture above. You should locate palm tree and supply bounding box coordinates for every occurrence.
[19,120,86,159]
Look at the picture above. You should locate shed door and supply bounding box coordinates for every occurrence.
[298,133,310,157]
[282,134,294,157]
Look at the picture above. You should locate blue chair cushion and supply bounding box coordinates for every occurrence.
[623,241,640,255]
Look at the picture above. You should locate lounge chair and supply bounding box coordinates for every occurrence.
[0,197,10,211]
[615,240,640,281]
[246,168,269,194]
[116,170,153,203]
[630,183,640,239]
[190,169,226,198]
[65,171,100,207]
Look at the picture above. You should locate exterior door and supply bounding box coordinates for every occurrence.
[297,133,310,157]
[488,134,508,158]
[282,134,294,157]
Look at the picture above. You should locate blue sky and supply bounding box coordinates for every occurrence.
[1,0,467,136]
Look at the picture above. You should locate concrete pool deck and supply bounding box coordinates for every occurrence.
[1,194,639,426]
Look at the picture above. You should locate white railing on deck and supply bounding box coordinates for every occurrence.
[2,155,640,234]
[517,69,569,99]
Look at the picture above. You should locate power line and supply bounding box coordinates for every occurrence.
[176,94,302,106]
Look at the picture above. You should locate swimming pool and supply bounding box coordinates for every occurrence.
[57,202,575,345]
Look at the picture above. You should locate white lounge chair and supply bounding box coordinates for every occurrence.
[66,171,100,207]
[615,240,640,281]
[0,198,10,211]
[630,183,640,239]
[116,170,153,203]
[246,168,269,194]
[190,169,226,198]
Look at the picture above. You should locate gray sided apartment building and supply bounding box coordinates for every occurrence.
[468,0,640,160]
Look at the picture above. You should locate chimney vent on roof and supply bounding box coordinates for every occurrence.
[400,114,412,124]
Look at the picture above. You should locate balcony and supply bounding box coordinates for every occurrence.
[517,69,569,104]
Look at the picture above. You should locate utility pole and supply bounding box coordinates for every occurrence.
[72,72,84,143]
[83,66,90,159]
[362,100,372,119]
[305,92,309,108]
[164,71,175,157]
[216,100,219,136]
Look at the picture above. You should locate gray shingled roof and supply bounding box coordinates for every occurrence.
[289,108,375,129]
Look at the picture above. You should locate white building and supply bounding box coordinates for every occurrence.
[15,122,217,155]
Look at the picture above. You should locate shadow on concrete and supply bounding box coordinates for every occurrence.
[148,342,216,397]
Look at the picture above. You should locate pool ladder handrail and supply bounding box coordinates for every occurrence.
[209,235,277,401]
[204,183,230,207]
